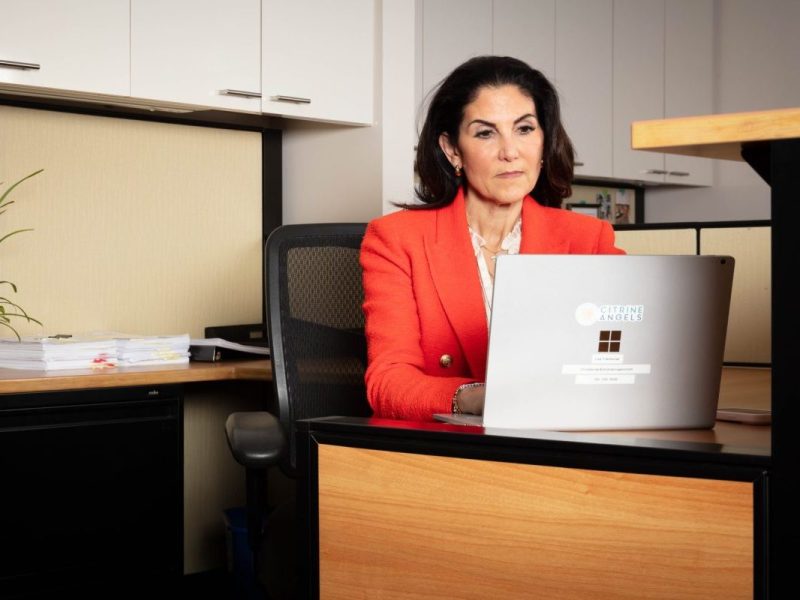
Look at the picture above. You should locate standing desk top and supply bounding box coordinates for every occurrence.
[631,106,800,160]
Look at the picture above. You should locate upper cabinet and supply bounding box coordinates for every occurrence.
[417,0,554,109]
[420,0,492,106]
[613,0,713,186]
[612,0,665,183]
[663,0,713,186]
[0,0,129,96]
[555,0,613,180]
[261,0,375,126]
[494,0,555,83]
[0,0,376,126]
[131,0,261,112]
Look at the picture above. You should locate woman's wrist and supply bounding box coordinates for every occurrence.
[451,382,485,414]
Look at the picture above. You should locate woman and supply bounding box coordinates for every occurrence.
[361,56,624,421]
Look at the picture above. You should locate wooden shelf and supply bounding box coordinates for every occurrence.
[0,359,272,394]
[631,106,800,161]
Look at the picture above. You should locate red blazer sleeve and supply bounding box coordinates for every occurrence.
[360,217,475,421]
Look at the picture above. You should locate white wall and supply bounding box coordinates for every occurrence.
[281,118,384,223]
[382,0,418,213]
[646,0,800,222]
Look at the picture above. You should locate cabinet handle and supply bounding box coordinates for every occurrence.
[574,161,585,167]
[219,89,261,99]
[0,59,40,70]
[668,171,691,177]
[643,169,668,175]
[271,95,312,104]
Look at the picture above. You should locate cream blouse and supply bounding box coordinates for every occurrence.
[468,218,522,323]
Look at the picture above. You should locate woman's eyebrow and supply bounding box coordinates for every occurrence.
[467,118,497,128]
[467,113,538,128]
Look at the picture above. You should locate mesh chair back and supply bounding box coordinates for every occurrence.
[266,224,372,476]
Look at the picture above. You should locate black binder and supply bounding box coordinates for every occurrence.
[190,323,270,362]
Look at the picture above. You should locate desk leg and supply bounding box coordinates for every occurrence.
[769,137,800,598]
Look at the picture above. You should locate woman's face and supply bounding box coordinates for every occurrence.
[440,84,544,206]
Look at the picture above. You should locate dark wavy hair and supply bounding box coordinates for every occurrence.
[410,55,574,209]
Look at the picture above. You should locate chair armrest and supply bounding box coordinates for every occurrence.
[225,411,286,469]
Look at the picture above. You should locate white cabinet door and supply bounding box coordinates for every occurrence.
[262,0,375,125]
[0,0,129,96]
[612,0,665,183]
[664,0,713,186]
[131,0,261,112]
[493,0,555,82]
[555,0,613,179]
[419,0,553,112]
[420,0,492,104]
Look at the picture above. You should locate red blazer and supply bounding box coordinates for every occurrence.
[360,190,625,421]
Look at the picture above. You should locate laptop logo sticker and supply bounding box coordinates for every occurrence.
[598,330,621,352]
[575,303,644,326]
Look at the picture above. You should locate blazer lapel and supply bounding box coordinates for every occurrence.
[520,196,570,254]
[424,191,488,378]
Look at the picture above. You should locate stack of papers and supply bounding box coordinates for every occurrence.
[0,332,191,370]
[116,333,191,366]
[0,335,118,370]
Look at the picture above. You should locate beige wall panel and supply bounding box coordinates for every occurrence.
[318,445,753,600]
[614,228,696,255]
[701,226,771,363]
[0,105,262,339]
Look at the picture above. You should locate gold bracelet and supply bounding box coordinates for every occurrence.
[451,382,483,414]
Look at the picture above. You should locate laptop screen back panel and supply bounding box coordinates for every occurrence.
[482,255,734,431]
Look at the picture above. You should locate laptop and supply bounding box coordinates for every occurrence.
[435,254,735,431]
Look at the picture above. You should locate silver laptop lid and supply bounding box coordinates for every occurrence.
[483,255,734,431]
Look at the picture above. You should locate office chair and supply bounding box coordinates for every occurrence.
[225,222,372,599]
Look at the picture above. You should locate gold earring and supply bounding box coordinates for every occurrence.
[454,164,462,177]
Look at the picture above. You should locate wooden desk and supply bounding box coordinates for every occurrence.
[299,368,770,600]
[634,107,799,598]
[0,358,272,394]
[0,359,273,579]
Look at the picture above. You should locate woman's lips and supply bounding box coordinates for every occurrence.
[497,171,524,179]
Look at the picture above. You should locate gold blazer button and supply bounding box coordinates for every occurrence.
[439,354,453,368]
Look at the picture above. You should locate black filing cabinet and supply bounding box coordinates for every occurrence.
[0,385,183,598]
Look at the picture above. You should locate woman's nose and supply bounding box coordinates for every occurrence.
[498,135,519,161]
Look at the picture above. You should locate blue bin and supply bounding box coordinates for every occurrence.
[223,507,261,600]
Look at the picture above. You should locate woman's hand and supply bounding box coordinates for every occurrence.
[457,384,486,415]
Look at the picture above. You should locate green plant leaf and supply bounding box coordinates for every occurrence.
[0,311,41,324]
[0,168,44,209]
[1,168,43,337]
[0,228,34,246]
[0,320,23,341]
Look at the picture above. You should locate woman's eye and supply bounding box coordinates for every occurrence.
[518,124,536,134]
[474,129,493,139]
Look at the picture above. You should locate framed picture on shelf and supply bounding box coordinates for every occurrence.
[565,203,602,217]
[562,185,640,224]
